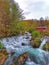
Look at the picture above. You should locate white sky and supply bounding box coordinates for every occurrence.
[14,0,49,19]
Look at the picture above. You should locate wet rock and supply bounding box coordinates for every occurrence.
[30,40,37,48]
[0,49,8,65]
[22,43,26,46]
[11,52,28,65]
[30,39,41,48]
[26,36,29,39]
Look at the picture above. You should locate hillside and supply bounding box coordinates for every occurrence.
[0,19,49,38]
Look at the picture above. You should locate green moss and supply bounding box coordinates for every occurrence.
[43,43,49,51]
[30,38,41,48]
[0,42,4,49]
[35,39,41,48]
[43,45,46,50]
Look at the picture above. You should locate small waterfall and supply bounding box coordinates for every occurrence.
[39,38,47,49]
[0,32,49,65]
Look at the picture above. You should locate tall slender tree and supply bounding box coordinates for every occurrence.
[0,0,24,24]
[10,0,24,22]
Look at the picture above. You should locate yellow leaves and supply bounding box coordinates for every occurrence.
[0,49,8,65]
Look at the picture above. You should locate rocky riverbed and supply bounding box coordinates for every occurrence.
[0,32,49,65]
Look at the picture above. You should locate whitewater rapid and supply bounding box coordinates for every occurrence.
[0,32,49,65]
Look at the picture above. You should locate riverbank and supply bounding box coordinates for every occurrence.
[0,20,49,38]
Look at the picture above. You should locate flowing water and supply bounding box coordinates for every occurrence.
[39,38,47,49]
[0,32,49,65]
[39,36,49,49]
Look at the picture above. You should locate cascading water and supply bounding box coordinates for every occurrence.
[0,33,31,53]
[0,32,49,65]
[39,36,49,49]
[39,38,47,49]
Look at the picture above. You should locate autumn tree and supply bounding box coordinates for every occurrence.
[9,0,25,34]
[0,0,11,37]
[10,0,24,22]
[0,0,24,37]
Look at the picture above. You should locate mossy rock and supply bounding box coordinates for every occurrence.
[30,39,41,48]
[43,42,49,51]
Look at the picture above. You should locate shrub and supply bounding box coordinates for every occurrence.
[29,27,34,33]
[32,31,41,39]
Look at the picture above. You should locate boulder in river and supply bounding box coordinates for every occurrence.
[30,39,41,48]
[11,52,28,65]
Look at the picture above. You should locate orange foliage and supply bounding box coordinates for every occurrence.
[0,49,8,65]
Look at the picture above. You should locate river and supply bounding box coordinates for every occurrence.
[0,32,49,65]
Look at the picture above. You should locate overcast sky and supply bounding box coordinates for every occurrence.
[14,0,49,19]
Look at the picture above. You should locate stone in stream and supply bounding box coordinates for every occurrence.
[30,39,41,48]
[0,48,8,65]
[11,52,28,65]
[30,40,37,48]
